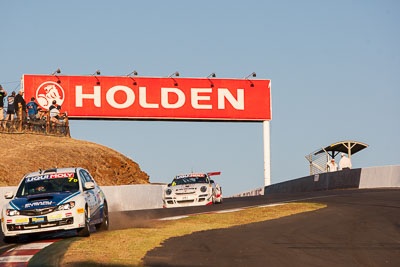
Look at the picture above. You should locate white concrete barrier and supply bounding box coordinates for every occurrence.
[102,184,166,211]
[260,165,400,196]
[0,185,166,213]
[228,187,264,198]
[359,165,400,189]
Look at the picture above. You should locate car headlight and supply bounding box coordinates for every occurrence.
[57,201,75,211]
[165,189,172,195]
[6,209,20,216]
[200,186,207,193]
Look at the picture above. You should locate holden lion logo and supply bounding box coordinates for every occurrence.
[35,81,65,109]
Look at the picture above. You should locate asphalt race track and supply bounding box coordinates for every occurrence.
[143,189,400,267]
[0,188,399,266]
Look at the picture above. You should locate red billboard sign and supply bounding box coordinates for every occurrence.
[22,75,271,121]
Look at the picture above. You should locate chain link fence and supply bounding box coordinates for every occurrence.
[305,149,330,175]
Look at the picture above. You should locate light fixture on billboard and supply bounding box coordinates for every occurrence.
[245,72,256,79]
[168,71,179,78]
[91,70,101,85]
[127,70,138,76]
[51,68,61,83]
[169,71,179,86]
[91,70,101,76]
[245,72,256,87]
[51,68,61,75]
[207,73,216,87]
[127,70,138,85]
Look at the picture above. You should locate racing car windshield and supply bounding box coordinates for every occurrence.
[15,173,80,197]
[174,176,209,185]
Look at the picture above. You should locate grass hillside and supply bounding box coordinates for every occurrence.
[0,133,149,186]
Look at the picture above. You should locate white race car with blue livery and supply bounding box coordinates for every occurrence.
[1,167,109,243]
[163,172,222,208]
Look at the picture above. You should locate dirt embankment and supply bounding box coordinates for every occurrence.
[0,133,149,186]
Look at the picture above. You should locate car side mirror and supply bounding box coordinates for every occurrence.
[4,192,14,199]
[167,183,172,187]
[84,182,95,190]
[210,180,215,184]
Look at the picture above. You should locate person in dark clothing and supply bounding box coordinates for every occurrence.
[14,91,26,120]
[7,91,16,121]
[0,84,7,122]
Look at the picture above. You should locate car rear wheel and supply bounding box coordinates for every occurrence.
[96,202,109,231]
[77,207,90,237]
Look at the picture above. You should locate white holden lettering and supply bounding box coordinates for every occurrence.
[74,86,245,110]
[76,86,101,107]
[106,86,135,109]
[218,88,244,110]
[161,88,185,109]
[191,88,212,109]
[139,87,159,108]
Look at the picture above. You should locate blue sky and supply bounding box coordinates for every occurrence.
[1,1,399,195]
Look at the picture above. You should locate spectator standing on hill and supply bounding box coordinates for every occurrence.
[15,91,26,120]
[6,91,16,120]
[339,153,352,170]
[327,158,338,172]
[26,97,39,121]
[0,85,7,121]
[49,100,62,124]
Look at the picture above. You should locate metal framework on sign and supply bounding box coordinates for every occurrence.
[305,141,369,175]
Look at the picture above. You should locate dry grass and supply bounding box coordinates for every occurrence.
[62,202,325,266]
[0,133,149,186]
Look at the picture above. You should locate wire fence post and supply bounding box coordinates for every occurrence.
[46,111,50,134]
[18,103,22,131]
[65,114,70,137]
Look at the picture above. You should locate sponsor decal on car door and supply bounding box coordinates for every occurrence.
[80,171,96,218]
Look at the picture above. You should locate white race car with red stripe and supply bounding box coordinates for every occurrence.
[163,172,222,208]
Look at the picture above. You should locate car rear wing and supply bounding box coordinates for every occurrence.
[207,172,221,176]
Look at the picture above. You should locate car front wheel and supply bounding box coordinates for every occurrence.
[96,202,109,231]
[77,207,91,237]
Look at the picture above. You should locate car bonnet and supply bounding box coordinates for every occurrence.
[9,191,81,211]
[170,183,208,192]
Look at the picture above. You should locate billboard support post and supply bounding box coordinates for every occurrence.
[263,120,271,187]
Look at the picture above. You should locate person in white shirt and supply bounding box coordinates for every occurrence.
[327,159,338,172]
[339,153,352,170]
[49,100,62,124]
